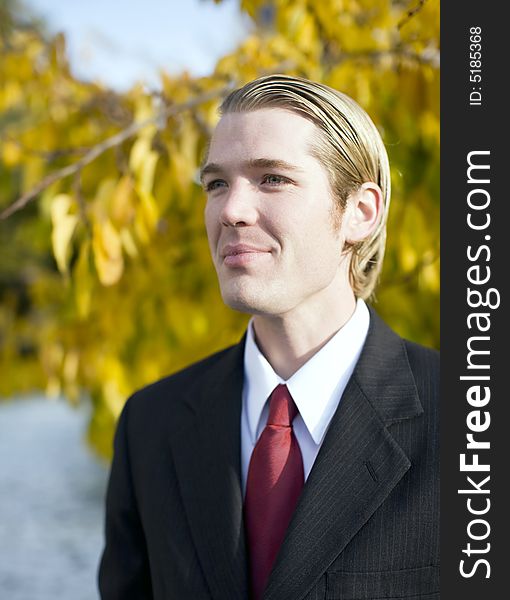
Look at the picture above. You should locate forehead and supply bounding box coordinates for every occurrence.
[207,108,319,163]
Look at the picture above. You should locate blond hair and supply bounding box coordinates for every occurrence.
[219,74,391,300]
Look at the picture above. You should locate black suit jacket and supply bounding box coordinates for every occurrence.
[98,308,440,599]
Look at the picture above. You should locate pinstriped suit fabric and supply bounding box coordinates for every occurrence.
[98,308,439,600]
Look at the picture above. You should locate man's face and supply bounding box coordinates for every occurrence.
[202,108,353,318]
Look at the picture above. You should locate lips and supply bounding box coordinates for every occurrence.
[221,243,272,267]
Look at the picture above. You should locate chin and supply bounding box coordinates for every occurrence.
[220,284,280,316]
[221,291,263,315]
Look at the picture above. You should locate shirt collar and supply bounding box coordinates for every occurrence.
[243,298,370,445]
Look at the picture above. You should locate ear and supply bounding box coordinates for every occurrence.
[344,182,383,243]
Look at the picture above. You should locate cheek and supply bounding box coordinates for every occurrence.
[293,213,344,268]
[204,203,218,242]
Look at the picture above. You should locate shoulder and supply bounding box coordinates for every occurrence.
[403,338,439,374]
[135,343,240,399]
[364,305,439,383]
[402,337,440,389]
[363,306,439,416]
[120,341,243,433]
[400,338,439,423]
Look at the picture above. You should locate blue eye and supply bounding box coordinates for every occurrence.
[263,174,288,185]
[205,180,227,192]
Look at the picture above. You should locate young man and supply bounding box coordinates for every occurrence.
[99,75,439,600]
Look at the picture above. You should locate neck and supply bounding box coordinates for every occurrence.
[252,290,357,380]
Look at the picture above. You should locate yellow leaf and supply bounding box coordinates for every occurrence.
[74,239,93,318]
[63,349,79,383]
[100,357,131,418]
[93,178,117,216]
[92,220,124,286]
[50,194,78,274]
[120,228,138,258]
[111,176,136,225]
[138,149,159,196]
[137,190,159,236]
[2,140,22,166]
[129,136,151,175]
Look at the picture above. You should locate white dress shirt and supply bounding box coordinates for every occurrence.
[241,298,370,495]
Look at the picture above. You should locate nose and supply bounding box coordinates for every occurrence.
[219,181,258,228]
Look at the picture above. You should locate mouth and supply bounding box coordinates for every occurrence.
[221,243,272,267]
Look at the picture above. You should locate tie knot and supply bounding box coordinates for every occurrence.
[267,384,298,427]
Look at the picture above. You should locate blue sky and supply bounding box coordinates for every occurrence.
[23,0,253,90]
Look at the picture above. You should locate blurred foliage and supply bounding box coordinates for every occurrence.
[0,0,439,458]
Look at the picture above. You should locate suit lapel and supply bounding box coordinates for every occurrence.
[169,340,249,600]
[264,309,423,600]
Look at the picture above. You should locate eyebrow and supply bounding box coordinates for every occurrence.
[199,158,304,184]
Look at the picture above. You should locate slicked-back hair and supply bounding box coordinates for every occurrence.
[219,74,391,300]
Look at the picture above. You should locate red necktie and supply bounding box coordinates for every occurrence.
[244,384,304,600]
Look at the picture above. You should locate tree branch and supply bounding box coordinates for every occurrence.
[398,0,428,31]
[0,84,234,221]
